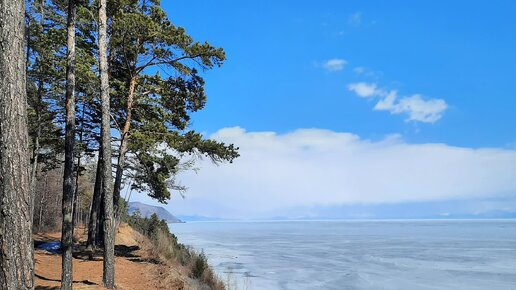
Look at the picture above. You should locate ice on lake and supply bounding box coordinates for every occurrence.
[169,220,516,290]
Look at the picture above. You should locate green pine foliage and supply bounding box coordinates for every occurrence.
[26,0,239,206]
[26,0,67,170]
[107,0,239,203]
[25,0,237,288]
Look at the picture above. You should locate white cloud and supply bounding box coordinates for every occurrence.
[149,127,516,218]
[354,67,366,74]
[348,82,448,123]
[348,12,362,27]
[373,90,397,109]
[347,82,379,97]
[353,66,382,78]
[323,58,347,72]
[377,94,448,123]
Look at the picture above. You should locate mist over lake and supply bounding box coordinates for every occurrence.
[170,220,516,290]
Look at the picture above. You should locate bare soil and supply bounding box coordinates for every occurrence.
[34,224,189,290]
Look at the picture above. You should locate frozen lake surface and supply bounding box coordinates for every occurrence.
[169,220,516,290]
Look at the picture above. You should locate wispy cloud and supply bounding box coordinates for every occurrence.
[348,12,362,27]
[323,58,347,72]
[375,93,448,123]
[347,82,379,98]
[354,67,366,74]
[353,66,382,78]
[144,127,516,218]
[348,82,448,123]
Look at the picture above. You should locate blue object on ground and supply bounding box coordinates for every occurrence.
[36,242,61,253]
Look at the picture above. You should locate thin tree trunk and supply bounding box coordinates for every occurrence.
[99,0,115,287]
[86,152,103,249]
[29,0,45,198]
[0,0,34,288]
[126,189,133,204]
[113,76,136,219]
[39,0,44,23]
[73,102,86,231]
[97,190,105,245]
[38,174,48,233]
[30,79,43,197]
[60,0,77,288]
[123,181,133,202]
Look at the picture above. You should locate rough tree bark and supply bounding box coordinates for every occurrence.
[99,0,115,287]
[0,0,34,288]
[60,0,77,288]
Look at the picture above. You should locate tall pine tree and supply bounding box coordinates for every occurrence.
[60,0,77,288]
[108,0,236,210]
[98,0,115,286]
[0,0,34,288]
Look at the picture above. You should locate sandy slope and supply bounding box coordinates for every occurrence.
[34,224,189,290]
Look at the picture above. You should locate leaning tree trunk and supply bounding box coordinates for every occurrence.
[113,76,136,220]
[60,0,77,288]
[0,0,34,288]
[99,0,115,287]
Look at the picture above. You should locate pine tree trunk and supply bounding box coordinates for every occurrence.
[97,191,105,245]
[73,103,86,231]
[0,0,34,288]
[37,175,48,232]
[60,0,77,288]
[29,0,45,199]
[87,152,103,249]
[113,76,136,220]
[99,0,115,287]
[30,79,43,198]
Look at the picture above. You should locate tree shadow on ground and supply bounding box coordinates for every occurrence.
[35,274,97,286]
[115,245,161,264]
[34,239,160,265]
[127,257,161,264]
[114,245,140,258]
[68,243,159,265]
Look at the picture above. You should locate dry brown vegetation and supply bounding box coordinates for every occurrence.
[33,165,96,233]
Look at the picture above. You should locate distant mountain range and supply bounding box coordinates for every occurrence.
[128,202,516,223]
[128,202,183,223]
[176,215,226,222]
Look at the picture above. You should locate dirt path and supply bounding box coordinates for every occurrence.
[34,224,187,290]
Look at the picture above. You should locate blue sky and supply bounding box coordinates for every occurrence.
[164,0,516,147]
[132,0,516,219]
